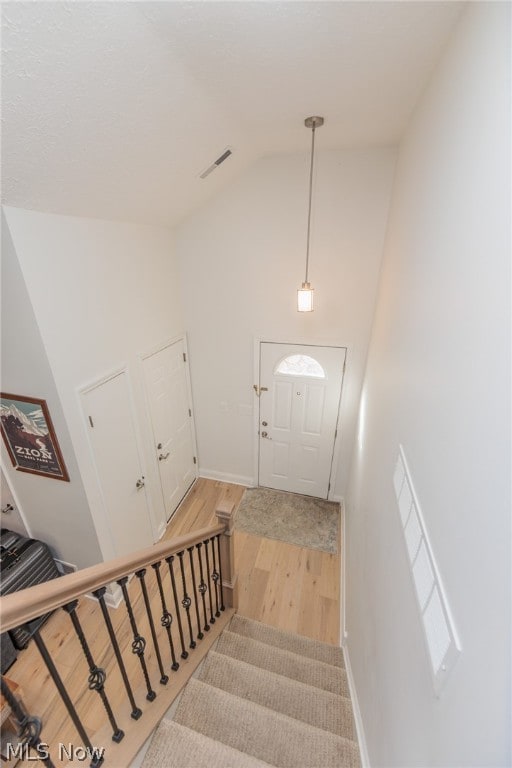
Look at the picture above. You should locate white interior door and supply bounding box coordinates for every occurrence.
[82,371,153,557]
[258,343,346,499]
[0,467,30,536]
[143,339,197,521]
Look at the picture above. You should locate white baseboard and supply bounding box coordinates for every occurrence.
[84,581,123,609]
[329,493,343,503]
[156,521,166,541]
[343,643,370,768]
[103,582,124,608]
[199,468,254,488]
[54,558,77,575]
[340,500,347,646]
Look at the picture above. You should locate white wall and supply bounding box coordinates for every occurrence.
[3,207,184,561]
[345,4,511,766]
[1,210,103,568]
[176,148,396,495]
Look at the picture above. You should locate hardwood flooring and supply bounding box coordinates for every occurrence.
[165,478,340,643]
[4,478,341,765]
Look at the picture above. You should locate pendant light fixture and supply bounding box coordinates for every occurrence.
[298,115,324,312]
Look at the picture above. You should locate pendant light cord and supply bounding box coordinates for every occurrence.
[305,121,316,284]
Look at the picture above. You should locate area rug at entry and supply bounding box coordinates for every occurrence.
[235,487,339,554]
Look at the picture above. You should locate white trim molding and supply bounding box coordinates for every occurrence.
[343,644,370,768]
[199,468,254,488]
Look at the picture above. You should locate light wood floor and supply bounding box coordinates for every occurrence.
[164,478,340,644]
[5,478,341,765]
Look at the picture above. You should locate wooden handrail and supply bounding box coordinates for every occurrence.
[0,523,225,633]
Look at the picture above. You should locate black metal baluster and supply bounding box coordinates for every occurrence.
[31,628,104,768]
[92,587,142,720]
[196,542,210,632]
[166,555,188,659]
[135,569,169,686]
[204,538,215,625]
[1,676,55,768]
[187,546,203,640]
[117,577,156,702]
[210,536,221,618]
[63,601,124,743]
[177,550,196,649]
[216,533,226,611]
[151,561,179,671]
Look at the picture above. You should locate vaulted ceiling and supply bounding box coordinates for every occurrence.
[1,2,463,227]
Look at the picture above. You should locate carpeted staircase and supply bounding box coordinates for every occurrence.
[141,614,361,768]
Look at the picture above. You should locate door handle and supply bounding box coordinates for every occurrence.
[261,431,272,440]
[1,504,14,514]
[158,452,170,461]
[135,477,145,490]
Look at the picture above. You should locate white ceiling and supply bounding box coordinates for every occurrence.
[1,1,463,227]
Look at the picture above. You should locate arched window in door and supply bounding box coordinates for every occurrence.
[275,354,325,378]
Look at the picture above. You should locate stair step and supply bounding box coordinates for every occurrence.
[174,678,361,768]
[200,650,356,740]
[229,614,345,668]
[141,719,273,768]
[215,630,349,696]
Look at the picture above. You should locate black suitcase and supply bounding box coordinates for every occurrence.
[0,528,22,549]
[0,532,61,649]
[0,630,17,672]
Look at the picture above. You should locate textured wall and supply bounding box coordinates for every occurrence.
[1,211,103,568]
[176,148,396,496]
[3,207,184,561]
[345,4,511,765]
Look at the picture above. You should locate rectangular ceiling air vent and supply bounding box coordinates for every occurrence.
[199,147,233,179]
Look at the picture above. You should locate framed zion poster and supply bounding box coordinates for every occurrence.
[0,393,70,481]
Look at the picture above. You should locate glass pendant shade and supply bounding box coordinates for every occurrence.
[297,282,314,312]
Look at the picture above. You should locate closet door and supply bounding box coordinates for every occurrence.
[143,339,197,521]
[82,370,153,556]
[0,467,30,537]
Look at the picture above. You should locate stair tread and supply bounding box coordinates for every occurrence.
[174,678,360,768]
[142,719,274,768]
[229,614,345,668]
[216,630,349,696]
[200,650,356,740]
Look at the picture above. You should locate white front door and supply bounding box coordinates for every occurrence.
[143,339,197,521]
[82,371,153,557]
[258,343,346,499]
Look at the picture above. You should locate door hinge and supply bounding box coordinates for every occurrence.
[193,456,197,464]
[188,408,192,417]
[88,416,94,428]
[183,352,187,363]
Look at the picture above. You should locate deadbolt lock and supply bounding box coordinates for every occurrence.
[262,421,268,426]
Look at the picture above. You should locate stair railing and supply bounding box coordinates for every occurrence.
[0,501,237,767]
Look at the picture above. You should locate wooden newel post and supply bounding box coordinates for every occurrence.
[215,500,238,610]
